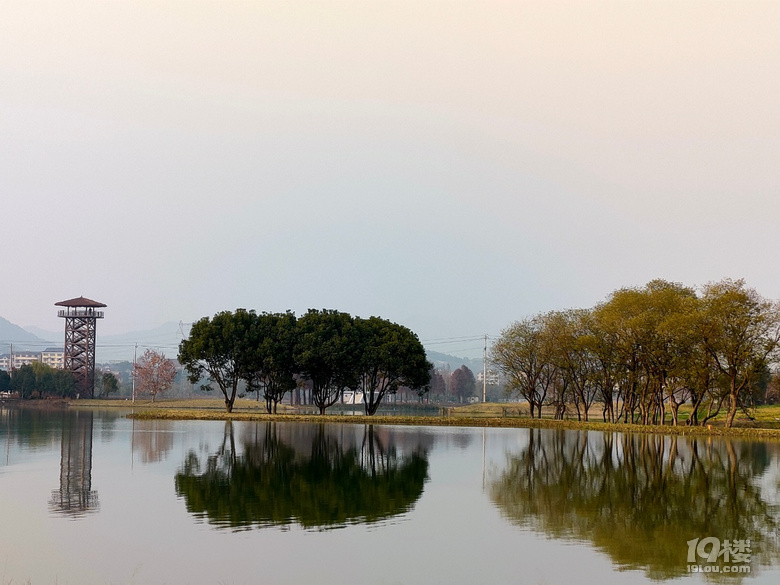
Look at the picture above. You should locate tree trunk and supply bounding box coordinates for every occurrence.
[724,392,738,428]
[222,384,237,413]
[724,373,746,429]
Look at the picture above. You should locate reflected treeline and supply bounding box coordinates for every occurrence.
[0,405,64,452]
[175,423,432,530]
[489,429,780,581]
[0,405,122,455]
[49,409,99,517]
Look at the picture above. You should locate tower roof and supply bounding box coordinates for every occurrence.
[55,296,107,308]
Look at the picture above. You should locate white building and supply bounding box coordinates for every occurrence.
[41,348,65,369]
[342,390,365,404]
[0,348,65,371]
[476,369,500,386]
[7,352,40,370]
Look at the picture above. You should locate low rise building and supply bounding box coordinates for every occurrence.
[0,348,65,371]
[9,352,40,370]
[41,348,65,369]
[476,369,500,386]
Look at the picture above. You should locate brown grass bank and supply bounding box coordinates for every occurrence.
[75,398,780,441]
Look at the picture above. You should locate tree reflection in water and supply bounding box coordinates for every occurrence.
[132,419,175,463]
[175,422,430,530]
[489,429,780,581]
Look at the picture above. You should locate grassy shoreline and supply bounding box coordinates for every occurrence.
[51,397,780,441]
[128,410,780,440]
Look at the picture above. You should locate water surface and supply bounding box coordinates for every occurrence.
[1,405,779,584]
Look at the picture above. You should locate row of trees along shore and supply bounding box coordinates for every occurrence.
[0,362,76,398]
[0,354,173,401]
[178,308,432,415]
[491,278,780,428]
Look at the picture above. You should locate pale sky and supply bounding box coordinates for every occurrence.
[2,1,779,357]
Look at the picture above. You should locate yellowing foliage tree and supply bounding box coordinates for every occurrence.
[492,278,780,428]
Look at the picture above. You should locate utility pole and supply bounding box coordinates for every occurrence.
[132,343,137,403]
[482,334,487,403]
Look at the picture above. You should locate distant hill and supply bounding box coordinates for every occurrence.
[23,325,60,343]
[96,321,190,363]
[426,349,484,374]
[0,317,52,354]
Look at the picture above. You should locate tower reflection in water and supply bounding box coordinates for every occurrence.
[49,410,99,517]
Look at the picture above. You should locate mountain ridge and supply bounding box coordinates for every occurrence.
[0,317,51,353]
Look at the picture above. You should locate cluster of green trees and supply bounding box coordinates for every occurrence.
[0,362,77,398]
[0,365,120,400]
[178,308,432,415]
[492,279,780,427]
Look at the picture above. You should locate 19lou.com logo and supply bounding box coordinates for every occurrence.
[687,537,752,573]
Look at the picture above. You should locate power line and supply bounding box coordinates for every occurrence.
[421,335,486,343]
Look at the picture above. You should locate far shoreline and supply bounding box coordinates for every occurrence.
[6,397,780,441]
[52,397,780,441]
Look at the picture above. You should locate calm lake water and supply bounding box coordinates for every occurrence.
[1,405,780,585]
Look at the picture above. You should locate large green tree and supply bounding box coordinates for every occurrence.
[294,309,360,415]
[244,311,299,414]
[354,316,431,415]
[178,309,256,413]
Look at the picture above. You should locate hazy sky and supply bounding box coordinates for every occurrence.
[2,1,779,357]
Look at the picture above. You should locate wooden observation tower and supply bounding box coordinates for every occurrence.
[56,296,106,398]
